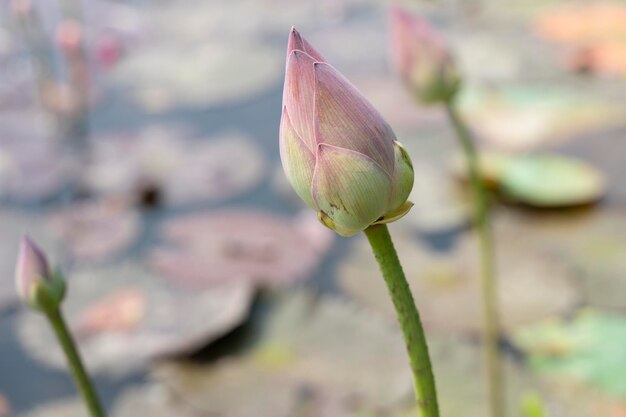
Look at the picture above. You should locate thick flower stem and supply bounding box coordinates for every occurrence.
[364,224,439,417]
[45,308,106,417]
[444,100,504,417]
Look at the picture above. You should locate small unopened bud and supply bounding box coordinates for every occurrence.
[10,0,32,16]
[390,7,461,104]
[56,20,82,55]
[15,236,65,311]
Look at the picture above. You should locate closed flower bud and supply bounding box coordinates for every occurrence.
[280,27,414,237]
[390,7,461,104]
[15,236,65,311]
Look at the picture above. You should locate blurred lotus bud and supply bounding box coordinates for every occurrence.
[10,0,32,17]
[390,7,461,104]
[280,27,414,237]
[56,20,82,56]
[96,33,124,69]
[15,236,65,311]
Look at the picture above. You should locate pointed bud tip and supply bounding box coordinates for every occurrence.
[15,235,51,303]
[285,26,326,63]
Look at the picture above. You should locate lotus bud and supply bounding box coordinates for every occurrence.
[280,27,414,237]
[15,236,65,311]
[390,7,461,104]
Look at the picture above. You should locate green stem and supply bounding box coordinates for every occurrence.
[364,224,439,417]
[45,308,106,417]
[444,100,504,417]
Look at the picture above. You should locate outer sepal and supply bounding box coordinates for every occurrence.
[387,141,414,213]
[30,269,66,312]
[312,144,391,237]
[279,108,316,208]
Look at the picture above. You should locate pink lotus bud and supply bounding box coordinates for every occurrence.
[389,7,461,104]
[280,27,414,237]
[56,20,83,55]
[96,34,124,69]
[10,0,31,16]
[15,236,65,311]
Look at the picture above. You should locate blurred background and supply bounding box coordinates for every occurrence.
[1,0,626,416]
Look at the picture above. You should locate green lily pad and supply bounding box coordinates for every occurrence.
[501,154,606,207]
[515,311,626,399]
[449,150,516,189]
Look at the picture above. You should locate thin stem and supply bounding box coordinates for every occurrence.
[444,100,504,417]
[364,224,439,417]
[45,308,106,417]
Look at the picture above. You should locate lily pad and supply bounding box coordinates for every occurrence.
[46,198,142,263]
[85,128,267,207]
[515,311,626,399]
[149,211,333,290]
[113,41,282,111]
[147,291,413,417]
[459,85,625,151]
[162,134,267,206]
[501,154,606,207]
[16,263,254,374]
[0,111,75,201]
[121,292,541,417]
[339,229,579,334]
[405,162,472,233]
[21,398,86,417]
[111,385,200,417]
[449,150,516,189]
[418,337,535,417]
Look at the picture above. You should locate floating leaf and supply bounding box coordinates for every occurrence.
[0,111,75,201]
[17,263,254,374]
[501,154,606,207]
[515,311,626,399]
[85,128,267,207]
[162,134,267,206]
[47,198,142,262]
[22,398,86,417]
[449,150,516,189]
[149,211,332,290]
[405,162,472,232]
[339,229,579,334]
[460,85,625,151]
[113,41,282,110]
[146,292,413,417]
[112,385,200,417]
[118,293,538,417]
